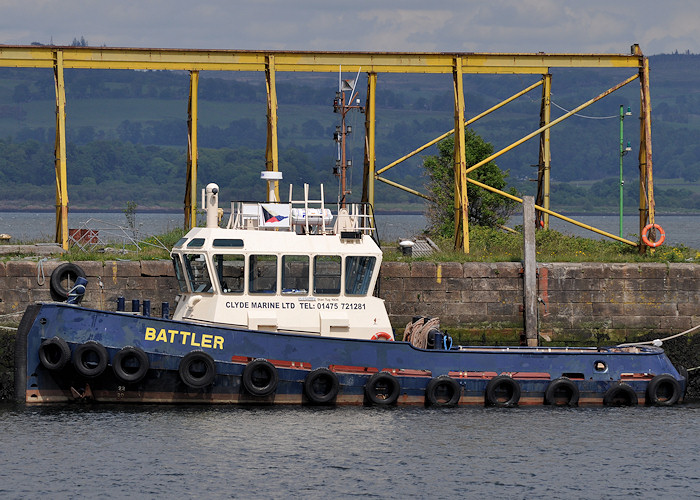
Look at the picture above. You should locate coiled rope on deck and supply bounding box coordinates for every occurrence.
[616,324,700,348]
[403,317,440,349]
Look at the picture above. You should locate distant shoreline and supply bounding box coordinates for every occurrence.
[3,209,700,217]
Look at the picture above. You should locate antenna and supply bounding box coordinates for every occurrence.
[348,67,361,105]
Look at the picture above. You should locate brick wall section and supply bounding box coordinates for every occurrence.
[1,260,698,341]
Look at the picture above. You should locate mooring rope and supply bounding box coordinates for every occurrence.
[404,317,440,349]
[0,311,24,319]
[616,324,700,348]
[36,257,48,286]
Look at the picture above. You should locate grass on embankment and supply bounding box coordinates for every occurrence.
[383,225,700,263]
[2,224,698,264]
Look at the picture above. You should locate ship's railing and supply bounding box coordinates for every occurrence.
[226,184,378,240]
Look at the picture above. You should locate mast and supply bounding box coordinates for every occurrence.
[333,68,364,207]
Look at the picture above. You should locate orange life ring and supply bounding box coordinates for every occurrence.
[642,223,665,248]
[371,331,394,341]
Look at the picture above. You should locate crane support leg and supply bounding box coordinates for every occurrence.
[265,55,280,201]
[184,70,199,230]
[362,72,377,207]
[536,73,552,229]
[638,54,655,252]
[53,50,69,250]
[453,58,469,253]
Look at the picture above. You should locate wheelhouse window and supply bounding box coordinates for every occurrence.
[172,255,188,292]
[345,256,376,296]
[314,255,341,295]
[282,255,309,295]
[250,254,277,294]
[213,254,245,294]
[213,239,244,248]
[187,238,206,248]
[184,254,213,293]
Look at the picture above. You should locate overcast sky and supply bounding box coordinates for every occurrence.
[1,1,698,55]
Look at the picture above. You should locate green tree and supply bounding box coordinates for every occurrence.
[424,129,519,238]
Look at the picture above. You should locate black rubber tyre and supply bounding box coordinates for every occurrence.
[365,372,400,406]
[178,351,216,389]
[646,374,681,406]
[112,346,150,384]
[38,336,71,371]
[50,263,86,301]
[242,358,278,397]
[544,377,580,406]
[603,383,638,406]
[72,340,108,378]
[485,375,521,407]
[425,375,461,407]
[304,367,340,404]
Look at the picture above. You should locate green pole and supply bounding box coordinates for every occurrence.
[619,104,624,238]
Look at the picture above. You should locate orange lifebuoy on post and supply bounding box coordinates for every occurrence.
[642,224,665,248]
[371,331,394,341]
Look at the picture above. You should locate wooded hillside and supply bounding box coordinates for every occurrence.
[1,53,699,211]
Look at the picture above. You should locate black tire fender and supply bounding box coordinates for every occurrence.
[485,375,521,407]
[304,367,340,404]
[242,358,278,397]
[72,340,108,378]
[50,263,86,301]
[112,346,150,384]
[38,336,71,371]
[178,351,216,389]
[425,375,461,407]
[603,382,638,406]
[364,372,400,406]
[646,374,681,406]
[544,377,580,406]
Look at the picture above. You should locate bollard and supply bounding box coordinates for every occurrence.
[143,300,151,317]
[162,302,170,319]
[131,299,140,314]
[399,240,414,256]
[117,296,125,312]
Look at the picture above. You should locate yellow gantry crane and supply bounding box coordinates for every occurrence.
[0,44,655,251]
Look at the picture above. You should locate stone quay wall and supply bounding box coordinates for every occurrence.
[380,261,700,342]
[0,260,179,320]
[1,260,699,342]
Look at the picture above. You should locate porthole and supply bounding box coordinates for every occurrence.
[594,360,607,372]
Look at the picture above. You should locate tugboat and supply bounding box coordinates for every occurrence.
[15,173,687,407]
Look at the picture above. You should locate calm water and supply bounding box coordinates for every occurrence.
[1,211,698,249]
[0,211,426,244]
[0,403,698,499]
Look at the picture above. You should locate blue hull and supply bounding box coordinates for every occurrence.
[15,303,687,407]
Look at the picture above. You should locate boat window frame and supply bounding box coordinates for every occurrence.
[213,238,244,248]
[171,254,189,292]
[213,253,246,294]
[281,255,310,296]
[344,255,376,296]
[249,254,278,294]
[186,238,206,248]
[183,253,214,294]
[313,255,342,295]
